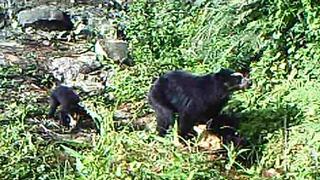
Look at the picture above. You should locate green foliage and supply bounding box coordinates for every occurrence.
[1,0,320,179]
[127,0,206,67]
[0,103,72,179]
[72,131,222,179]
[122,0,320,178]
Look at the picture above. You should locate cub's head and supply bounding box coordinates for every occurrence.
[59,112,77,129]
[215,68,251,91]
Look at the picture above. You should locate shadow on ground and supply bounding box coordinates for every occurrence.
[234,103,302,166]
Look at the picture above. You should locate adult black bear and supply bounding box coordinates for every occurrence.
[48,85,86,128]
[148,69,250,140]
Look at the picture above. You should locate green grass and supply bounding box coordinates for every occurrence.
[1,0,320,179]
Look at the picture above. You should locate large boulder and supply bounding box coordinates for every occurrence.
[17,6,73,31]
[48,52,109,93]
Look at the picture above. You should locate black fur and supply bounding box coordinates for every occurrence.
[48,85,84,127]
[148,68,250,140]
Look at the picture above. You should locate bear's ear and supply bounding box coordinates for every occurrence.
[216,68,234,78]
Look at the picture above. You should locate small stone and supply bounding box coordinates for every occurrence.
[0,53,6,65]
[42,40,50,46]
[262,168,281,178]
[102,39,132,65]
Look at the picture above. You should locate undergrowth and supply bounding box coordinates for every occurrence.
[1,0,320,179]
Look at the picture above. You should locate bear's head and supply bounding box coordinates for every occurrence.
[216,68,251,91]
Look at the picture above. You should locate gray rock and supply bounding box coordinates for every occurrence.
[114,110,131,121]
[49,52,108,93]
[17,5,73,31]
[0,53,6,65]
[103,39,132,65]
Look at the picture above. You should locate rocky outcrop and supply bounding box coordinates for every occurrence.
[17,6,73,31]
